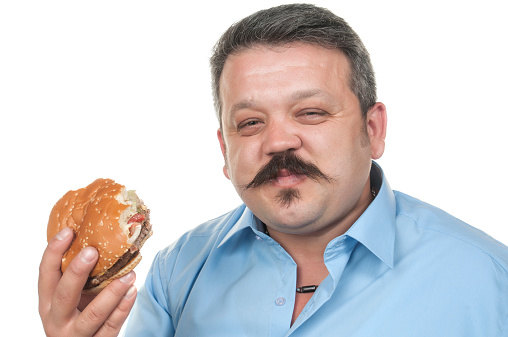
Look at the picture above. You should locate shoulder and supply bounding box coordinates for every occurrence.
[126,205,248,334]
[142,205,248,319]
[155,204,247,269]
[393,191,508,273]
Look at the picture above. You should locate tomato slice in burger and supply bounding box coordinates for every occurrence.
[128,214,145,224]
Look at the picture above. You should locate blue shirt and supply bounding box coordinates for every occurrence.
[125,164,508,336]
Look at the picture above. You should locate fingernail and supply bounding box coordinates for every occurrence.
[55,227,73,241]
[124,285,136,300]
[79,247,97,263]
[119,271,135,284]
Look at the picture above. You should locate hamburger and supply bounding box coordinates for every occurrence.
[47,178,152,294]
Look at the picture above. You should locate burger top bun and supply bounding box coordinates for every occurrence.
[47,178,144,277]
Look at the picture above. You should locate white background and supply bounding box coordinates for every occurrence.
[1,0,507,335]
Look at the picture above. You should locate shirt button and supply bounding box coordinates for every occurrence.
[275,297,286,306]
[256,236,263,241]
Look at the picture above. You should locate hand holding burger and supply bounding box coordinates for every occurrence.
[39,178,152,336]
[47,178,152,293]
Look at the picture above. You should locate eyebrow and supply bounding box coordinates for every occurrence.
[224,100,257,128]
[230,89,325,113]
[230,101,256,114]
[290,89,325,101]
[231,89,325,109]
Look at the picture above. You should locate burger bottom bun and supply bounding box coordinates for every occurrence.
[82,253,143,295]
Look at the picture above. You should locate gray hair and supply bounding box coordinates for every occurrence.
[210,3,377,127]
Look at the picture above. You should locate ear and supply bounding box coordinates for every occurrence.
[217,129,230,180]
[366,102,387,160]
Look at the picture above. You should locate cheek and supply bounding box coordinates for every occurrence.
[224,143,261,185]
[309,127,370,176]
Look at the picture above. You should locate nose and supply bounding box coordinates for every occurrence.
[262,120,302,155]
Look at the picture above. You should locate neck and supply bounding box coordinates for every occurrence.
[266,179,374,264]
[267,229,329,265]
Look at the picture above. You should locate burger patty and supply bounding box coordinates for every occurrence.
[84,209,152,289]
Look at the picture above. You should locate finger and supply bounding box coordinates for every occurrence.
[76,272,137,336]
[95,286,137,337]
[38,227,75,315]
[51,246,98,326]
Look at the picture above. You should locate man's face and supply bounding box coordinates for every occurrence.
[218,43,386,236]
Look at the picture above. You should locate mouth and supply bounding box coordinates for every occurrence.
[270,169,306,187]
[242,151,332,190]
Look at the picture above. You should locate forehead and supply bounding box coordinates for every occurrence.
[219,43,354,119]
[222,43,351,80]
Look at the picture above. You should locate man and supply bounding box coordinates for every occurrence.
[39,4,508,336]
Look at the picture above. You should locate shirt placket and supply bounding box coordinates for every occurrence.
[285,236,357,336]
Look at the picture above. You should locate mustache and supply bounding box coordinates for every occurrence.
[243,151,332,189]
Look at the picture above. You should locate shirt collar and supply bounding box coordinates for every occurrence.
[218,162,397,269]
[217,206,258,248]
[343,162,396,268]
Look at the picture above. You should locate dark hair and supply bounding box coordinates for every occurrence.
[210,3,377,126]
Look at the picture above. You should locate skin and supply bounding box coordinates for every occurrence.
[38,227,137,337]
[217,43,387,324]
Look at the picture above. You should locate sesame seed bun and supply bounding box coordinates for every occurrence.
[47,178,152,293]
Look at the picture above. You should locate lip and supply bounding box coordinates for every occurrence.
[270,169,306,187]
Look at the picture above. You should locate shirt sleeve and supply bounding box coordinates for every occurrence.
[124,251,174,336]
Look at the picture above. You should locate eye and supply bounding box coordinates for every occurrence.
[303,110,325,116]
[239,120,259,127]
[237,118,263,136]
[296,109,329,124]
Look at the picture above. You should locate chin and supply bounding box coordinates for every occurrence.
[275,188,301,208]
